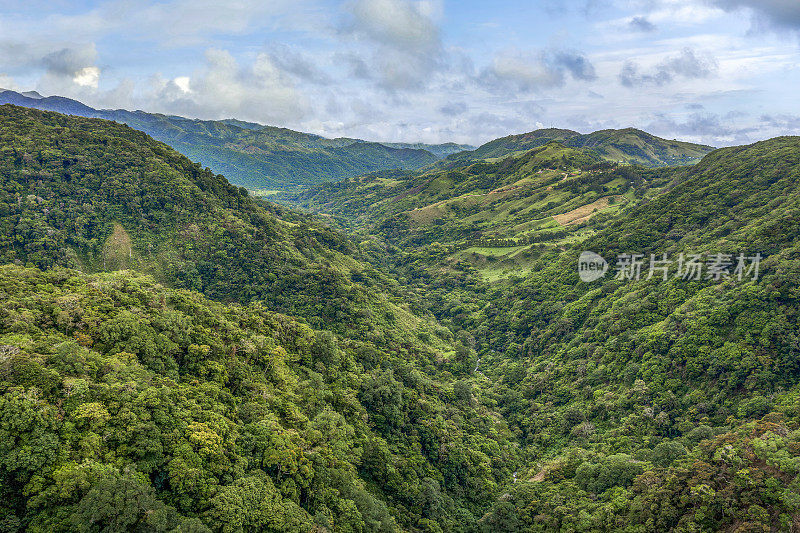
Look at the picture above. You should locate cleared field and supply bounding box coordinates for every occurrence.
[553,196,621,225]
[461,245,529,258]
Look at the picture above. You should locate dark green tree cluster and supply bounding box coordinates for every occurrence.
[0,265,517,532]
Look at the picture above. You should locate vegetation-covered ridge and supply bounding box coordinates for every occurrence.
[288,131,800,531]
[0,104,447,344]
[0,92,473,190]
[457,136,800,530]
[447,127,714,167]
[283,141,681,280]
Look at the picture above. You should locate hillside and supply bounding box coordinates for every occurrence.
[0,104,449,345]
[448,127,714,167]
[458,136,800,530]
[288,134,800,531]
[0,91,472,190]
[0,104,527,532]
[284,142,681,280]
[0,265,518,532]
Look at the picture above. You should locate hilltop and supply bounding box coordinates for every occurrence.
[0,104,447,343]
[448,126,714,167]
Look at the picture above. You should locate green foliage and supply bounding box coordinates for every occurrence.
[0,105,442,344]
[0,266,517,532]
[3,103,800,533]
[447,127,714,167]
[0,94,474,190]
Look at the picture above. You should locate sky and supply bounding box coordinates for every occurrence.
[0,0,799,146]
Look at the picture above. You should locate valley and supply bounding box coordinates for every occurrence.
[1,103,799,533]
[4,2,800,531]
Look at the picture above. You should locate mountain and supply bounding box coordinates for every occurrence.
[0,90,473,190]
[0,104,445,342]
[0,264,519,532]
[381,141,473,158]
[448,126,714,167]
[0,104,518,532]
[459,136,800,530]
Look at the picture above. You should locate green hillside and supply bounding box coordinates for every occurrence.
[0,105,519,532]
[449,127,714,167]
[0,92,473,190]
[283,142,679,280]
[0,265,517,532]
[105,112,442,190]
[288,134,800,531]
[0,104,443,343]
[448,137,800,531]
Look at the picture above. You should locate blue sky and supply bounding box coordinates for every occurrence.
[1,0,799,146]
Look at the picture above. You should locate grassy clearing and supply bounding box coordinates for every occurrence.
[103,222,133,270]
[461,245,529,258]
[249,188,283,197]
[553,196,622,225]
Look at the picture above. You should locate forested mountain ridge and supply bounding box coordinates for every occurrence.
[460,136,800,530]
[0,91,472,189]
[447,127,714,167]
[0,266,517,532]
[0,105,519,532]
[283,141,681,280]
[0,104,446,345]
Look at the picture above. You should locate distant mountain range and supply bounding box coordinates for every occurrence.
[447,126,715,167]
[0,89,473,190]
[0,89,715,192]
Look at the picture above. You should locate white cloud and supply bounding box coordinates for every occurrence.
[340,0,448,91]
[708,0,800,32]
[0,73,16,90]
[144,48,308,124]
[480,48,597,93]
[73,66,100,88]
[619,48,718,87]
[173,76,191,93]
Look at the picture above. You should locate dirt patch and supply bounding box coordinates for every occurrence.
[553,196,621,226]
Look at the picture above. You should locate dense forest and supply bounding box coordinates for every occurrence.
[2,104,800,532]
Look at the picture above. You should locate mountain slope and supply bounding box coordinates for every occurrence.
[449,127,714,167]
[291,134,800,531]
[0,91,472,189]
[0,104,447,344]
[0,104,522,532]
[284,142,680,280]
[467,136,800,530]
[0,265,518,532]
